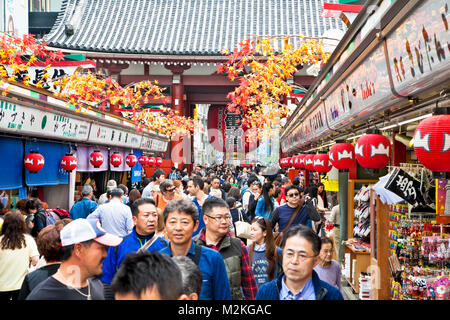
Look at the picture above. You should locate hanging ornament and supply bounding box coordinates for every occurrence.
[138,155,148,166]
[355,130,391,169]
[293,155,301,169]
[288,156,294,167]
[148,157,156,166]
[280,158,286,167]
[329,142,355,170]
[413,112,450,172]
[90,150,104,168]
[61,153,77,172]
[313,153,332,173]
[110,152,123,168]
[155,157,163,166]
[125,154,138,167]
[24,151,45,173]
[298,153,306,169]
[304,154,316,171]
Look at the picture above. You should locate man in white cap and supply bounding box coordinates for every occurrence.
[26,219,122,300]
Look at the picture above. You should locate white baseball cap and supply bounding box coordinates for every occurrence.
[60,219,123,247]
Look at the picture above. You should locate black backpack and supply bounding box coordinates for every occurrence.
[247,193,259,220]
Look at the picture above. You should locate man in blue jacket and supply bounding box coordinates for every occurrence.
[69,184,98,220]
[101,198,168,284]
[256,224,344,300]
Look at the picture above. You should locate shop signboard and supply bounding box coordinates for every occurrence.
[0,98,90,141]
[88,123,142,149]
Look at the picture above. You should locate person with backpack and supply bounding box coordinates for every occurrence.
[255,182,276,220]
[25,199,47,238]
[69,184,98,220]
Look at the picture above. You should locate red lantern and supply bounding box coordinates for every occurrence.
[298,154,306,169]
[304,154,316,171]
[61,153,77,172]
[280,158,285,167]
[355,131,391,169]
[413,114,450,171]
[24,151,45,173]
[313,153,332,173]
[288,157,294,167]
[329,142,355,170]
[148,157,156,166]
[155,157,163,166]
[110,152,123,167]
[292,155,301,169]
[90,150,104,168]
[138,155,148,166]
[125,154,138,167]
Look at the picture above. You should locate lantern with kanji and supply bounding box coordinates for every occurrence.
[413,112,450,172]
[313,153,332,173]
[110,152,123,168]
[138,155,148,166]
[292,155,301,169]
[298,153,306,169]
[125,154,138,167]
[61,153,77,172]
[90,150,104,168]
[147,157,156,166]
[304,154,316,171]
[155,157,163,166]
[329,142,355,170]
[24,151,45,173]
[355,130,391,169]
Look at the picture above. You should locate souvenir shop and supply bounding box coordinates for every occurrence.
[279,0,450,300]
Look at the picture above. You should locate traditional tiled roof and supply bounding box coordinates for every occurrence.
[45,0,346,55]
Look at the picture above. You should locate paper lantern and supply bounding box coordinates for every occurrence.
[313,153,332,173]
[329,142,355,170]
[304,154,316,171]
[288,156,294,167]
[298,154,306,169]
[138,155,148,166]
[61,153,77,172]
[125,154,138,167]
[155,157,163,166]
[207,105,259,153]
[355,131,391,169]
[280,158,286,167]
[292,155,301,169]
[110,152,123,167]
[414,114,450,171]
[147,157,156,166]
[24,151,45,173]
[90,150,104,168]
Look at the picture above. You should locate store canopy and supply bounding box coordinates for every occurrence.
[0,137,24,189]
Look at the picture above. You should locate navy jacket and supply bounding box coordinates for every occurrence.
[256,270,344,300]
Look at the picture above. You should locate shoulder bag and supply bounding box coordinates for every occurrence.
[273,200,304,247]
[235,209,252,239]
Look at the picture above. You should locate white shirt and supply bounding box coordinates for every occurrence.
[87,199,134,237]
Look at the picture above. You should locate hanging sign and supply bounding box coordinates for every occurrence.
[88,124,142,148]
[384,168,426,207]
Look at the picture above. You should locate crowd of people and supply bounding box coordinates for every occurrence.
[0,163,344,300]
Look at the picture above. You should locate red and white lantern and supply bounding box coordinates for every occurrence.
[110,152,123,167]
[329,142,355,170]
[138,155,148,166]
[61,153,77,172]
[288,157,294,167]
[293,155,301,169]
[413,113,450,172]
[298,154,306,169]
[304,154,316,171]
[355,131,391,169]
[147,157,156,166]
[125,154,138,167]
[24,151,45,173]
[90,150,104,168]
[155,157,163,166]
[313,153,332,173]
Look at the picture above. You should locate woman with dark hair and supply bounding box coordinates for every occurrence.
[317,183,329,213]
[127,188,142,209]
[25,199,47,238]
[248,217,282,288]
[255,182,276,219]
[0,212,39,300]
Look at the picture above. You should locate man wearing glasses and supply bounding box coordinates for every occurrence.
[256,224,344,300]
[154,179,183,212]
[194,197,257,300]
[270,185,313,234]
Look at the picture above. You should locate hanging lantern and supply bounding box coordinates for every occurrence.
[298,153,306,169]
[138,155,148,166]
[61,153,77,172]
[110,152,123,168]
[147,157,156,166]
[304,154,316,171]
[413,112,450,172]
[125,154,138,167]
[355,130,391,169]
[280,158,286,167]
[288,156,294,167]
[90,150,104,168]
[24,151,45,173]
[313,153,332,173]
[292,155,301,169]
[155,157,163,166]
[329,142,356,170]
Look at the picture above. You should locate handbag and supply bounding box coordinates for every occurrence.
[235,209,252,239]
[273,200,304,247]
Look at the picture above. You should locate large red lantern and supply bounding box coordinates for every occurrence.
[110,152,123,167]
[304,154,316,171]
[284,157,291,167]
[138,155,148,166]
[329,142,355,170]
[298,154,306,169]
[125,154,138,167]
[147,157,156,166]
[280,158,286,167]
[292,155,301,169]
[61,153,77,172]
[313,153,332,173]
[90,150,104,168]
[288,156,294,167]
[24,151,45,173]
[413,113,450,172]
[355,131,391,169]
[155,157,163,166]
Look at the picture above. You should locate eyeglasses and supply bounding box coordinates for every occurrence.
[205,214,230,222]
[165,188,176,193]
[284,251,317,262]
[287,193,299,197]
